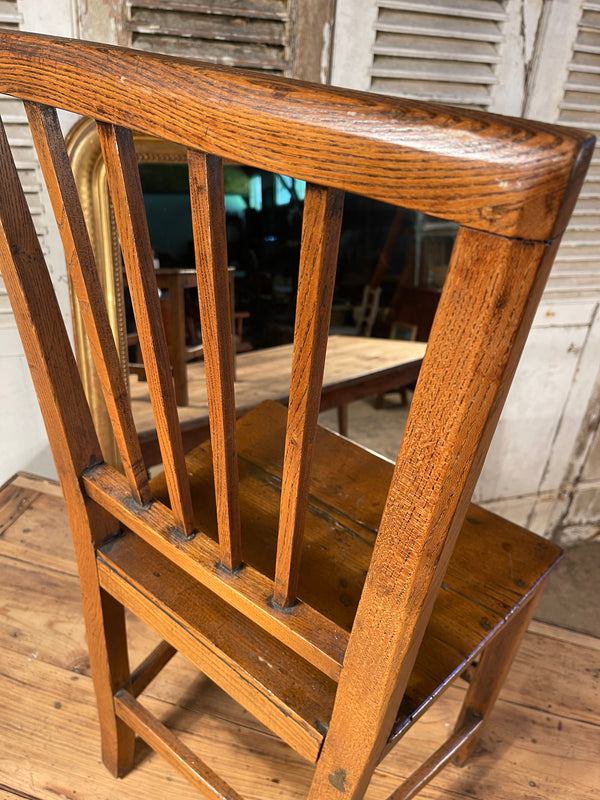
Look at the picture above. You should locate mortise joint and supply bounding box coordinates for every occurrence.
[216,560,244,577]
[172,525,197,541]
[267,595,298,614]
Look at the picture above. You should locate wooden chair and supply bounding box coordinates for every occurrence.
[0,32,593,800]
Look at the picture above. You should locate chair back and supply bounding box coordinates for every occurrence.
[0,31,593,735]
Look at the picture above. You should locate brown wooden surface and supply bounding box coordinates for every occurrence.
[82,462,349,683]
[274,184,344,607]
[98,121,195,537]
[148,401,563,736]
[97,529,334,763]
[0,32,593,240]
[0,31,593,800]
[1,474,599,800]
[125,268,204,406]
[98,123,193,534]
[114,689,244,800]
[189,151,242,571]
[25,102,150,504]
[0,112,137,776]
[306,231,561,800]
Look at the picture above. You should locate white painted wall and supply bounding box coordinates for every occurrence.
[473,297,600,542]
[476,0,600,543]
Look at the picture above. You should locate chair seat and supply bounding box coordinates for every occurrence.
[100,400,562,763]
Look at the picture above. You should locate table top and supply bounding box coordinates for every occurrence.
[130,334,427,436]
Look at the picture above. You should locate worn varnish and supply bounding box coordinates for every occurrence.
[0,31,594,800]
[1,475,599,800]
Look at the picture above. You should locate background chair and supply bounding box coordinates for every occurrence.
[0,31,593,800]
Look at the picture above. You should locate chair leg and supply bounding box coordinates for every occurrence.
[453,586,543,766]
[337,404,348,437]
[68,505,137,777]
[88,588,137,777]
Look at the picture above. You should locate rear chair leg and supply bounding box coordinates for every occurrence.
[453,586,544,766]
[87,587,136,777]
[70,505,137,777]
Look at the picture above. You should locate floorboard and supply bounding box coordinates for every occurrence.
[0,473,598,800]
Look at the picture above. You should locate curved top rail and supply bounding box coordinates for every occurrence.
[0,30,593,240]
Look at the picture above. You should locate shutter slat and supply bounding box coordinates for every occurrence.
[581,9,600,31]
[0,0,20,26]
[370,76,492,106]
[560,108,600,127]
[126,0,291,73]
[554,246,600,259]
[375,0,506,21]
[128,0,288,20]
[376,9,504,42]
[560,230,600,245]
[132,34,286,71]
[128,8,286,45]
[564,80,600,96]
[371,56,496,84]
[571,51,600,69]
[576,30,600,53]
[369,1,506,111]
[373,31,499,63]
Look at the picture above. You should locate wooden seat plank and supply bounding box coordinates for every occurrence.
[149,401,563,735]
[83,463,349,681]
[97,531,335,763]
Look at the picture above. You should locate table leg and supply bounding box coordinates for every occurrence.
[164,274,188,406]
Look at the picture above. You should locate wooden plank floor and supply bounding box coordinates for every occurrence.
[1,472,599,800]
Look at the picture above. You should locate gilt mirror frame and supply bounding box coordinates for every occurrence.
[66,116,188,466]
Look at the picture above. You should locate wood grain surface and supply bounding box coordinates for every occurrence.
[0,31,593,240]
[1,475,598,800]
[0,30,594,800]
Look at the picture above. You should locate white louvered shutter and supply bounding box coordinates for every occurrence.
[0,2,52,328]
[126,0,293,74]
[369,0,509,109]
[0,2,48,250]
[549,1,600,290]
[360,1,515,283]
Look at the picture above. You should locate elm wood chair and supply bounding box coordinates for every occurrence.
[0,31,593,800]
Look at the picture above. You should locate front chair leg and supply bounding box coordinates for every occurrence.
[453,586,543,766]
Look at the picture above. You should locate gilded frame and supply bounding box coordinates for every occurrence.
[65,117,188,466]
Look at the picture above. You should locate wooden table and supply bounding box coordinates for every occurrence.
[126,268,203,406]
[127,267,244,406]
[130,334,427,464]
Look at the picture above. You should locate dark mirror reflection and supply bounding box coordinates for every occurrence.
[137,162,457,352]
